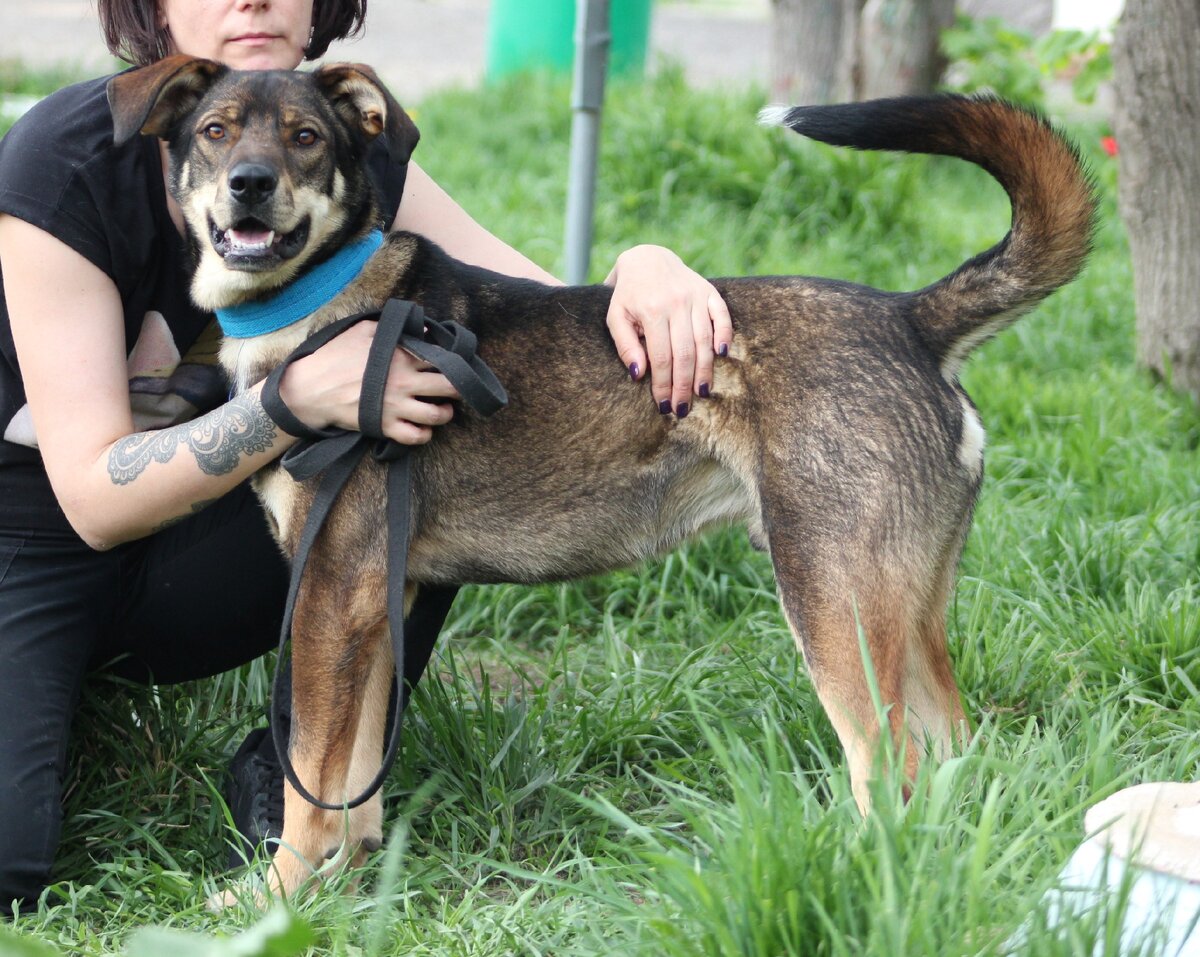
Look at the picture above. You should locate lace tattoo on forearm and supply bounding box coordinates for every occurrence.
[108,392,278,485]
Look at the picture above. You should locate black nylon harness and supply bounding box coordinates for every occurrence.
[258,298,507,812]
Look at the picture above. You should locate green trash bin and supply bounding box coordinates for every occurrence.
[486,0,653,81]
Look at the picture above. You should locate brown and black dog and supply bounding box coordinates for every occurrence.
[107,57,1095,900]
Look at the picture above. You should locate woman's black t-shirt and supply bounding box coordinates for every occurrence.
[0,71,409,530]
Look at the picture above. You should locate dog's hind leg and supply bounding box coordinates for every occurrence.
[774,561,918,811]
[769,521,964,812]
[899,515,972,763]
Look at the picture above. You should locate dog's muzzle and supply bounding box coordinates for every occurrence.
[210,161,310,269]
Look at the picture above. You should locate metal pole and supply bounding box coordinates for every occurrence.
[563,0,610,286]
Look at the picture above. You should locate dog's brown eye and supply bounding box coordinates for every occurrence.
[295,129,319,146]
[205,124,225,141]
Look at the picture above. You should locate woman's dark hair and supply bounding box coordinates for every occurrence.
[98,0,368,66]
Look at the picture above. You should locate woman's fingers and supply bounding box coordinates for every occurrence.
[641,308,677,413]
[603,246,734,415]
[383,420,435,445]
[668,301,699,416]
[606,305,649,387]
[709,289,733,363]
[379,353,459,445]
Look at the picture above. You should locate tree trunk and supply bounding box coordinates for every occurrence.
[859,0,956,98]
[769,0,952,105]
[958,0,1051,35]
[769,0,864,104]
[1112,0,1200,397]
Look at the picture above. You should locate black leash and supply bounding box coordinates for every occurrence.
[258,298,507,812]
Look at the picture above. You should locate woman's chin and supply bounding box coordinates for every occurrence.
[220,41,304,72]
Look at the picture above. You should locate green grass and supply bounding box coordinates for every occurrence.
[3,64,1197,956]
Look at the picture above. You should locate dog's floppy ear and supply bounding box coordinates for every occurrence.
[314,64,420,163]
[107,55,227,146]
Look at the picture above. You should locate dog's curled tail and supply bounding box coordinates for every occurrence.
[760,95,1097,378]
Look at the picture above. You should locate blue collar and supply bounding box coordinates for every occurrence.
[215,230,385,339]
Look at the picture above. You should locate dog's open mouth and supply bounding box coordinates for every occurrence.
[209,216,310,268]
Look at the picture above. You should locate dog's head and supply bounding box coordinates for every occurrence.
[107,56,419,311]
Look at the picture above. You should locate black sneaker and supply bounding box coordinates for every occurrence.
[226,659,294,869]
[226,725,286,869]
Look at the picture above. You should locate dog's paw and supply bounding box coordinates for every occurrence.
[360,833,383,853]
[206,882,269,913]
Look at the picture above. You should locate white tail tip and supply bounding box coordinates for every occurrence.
[757,104,794,128]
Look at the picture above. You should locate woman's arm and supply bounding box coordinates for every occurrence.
[394,162,561,283]
[395,161,733,415]
[0,215,457,550]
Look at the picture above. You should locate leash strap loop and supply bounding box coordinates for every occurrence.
[358,298,423,442]
[257,298,506,813]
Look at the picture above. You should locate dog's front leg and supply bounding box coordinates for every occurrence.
[269,577,388,899]
[342,627,395,870]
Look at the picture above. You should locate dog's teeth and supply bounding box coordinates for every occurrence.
[228,228,276,252]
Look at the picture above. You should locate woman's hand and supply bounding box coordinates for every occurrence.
[604,245,733,418]
[277,320,461,445]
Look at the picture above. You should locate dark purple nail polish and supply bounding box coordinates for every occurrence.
[676,402,689,419]
[629,362,640,380]
[699,383,710,399]
[659,399,672,414]
[718,342,729,358]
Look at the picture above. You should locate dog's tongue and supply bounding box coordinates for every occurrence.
[228,227,275,251]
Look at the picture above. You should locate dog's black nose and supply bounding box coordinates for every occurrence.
[228,163,278,205]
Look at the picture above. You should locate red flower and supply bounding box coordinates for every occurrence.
[1101,135,1118,157]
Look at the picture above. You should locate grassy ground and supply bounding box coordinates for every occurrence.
[2,64,1197,956]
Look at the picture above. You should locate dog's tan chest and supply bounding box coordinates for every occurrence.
[254,466,298,545]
